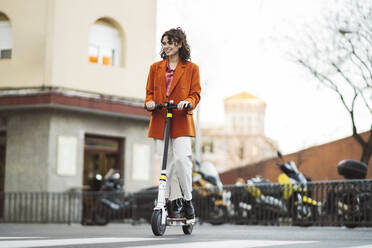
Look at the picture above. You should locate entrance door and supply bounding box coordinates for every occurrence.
[83,135,123,190]
[82,135,123,224]
[0,132,6,219]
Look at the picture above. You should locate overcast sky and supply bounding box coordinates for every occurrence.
[156,0,371,154]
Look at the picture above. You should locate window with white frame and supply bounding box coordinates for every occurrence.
[0,12,12,59]
[88,18,122,67]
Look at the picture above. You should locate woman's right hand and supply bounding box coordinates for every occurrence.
[145,101,156,111]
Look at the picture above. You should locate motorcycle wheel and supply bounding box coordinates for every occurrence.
[341,204,358,228]
[334,191,360,228]
[292,203,314,227]
[182,225,193,235]
[208,205,228,225]
[151,210,166,236]
[344,222,357,228]
[93,205,109,225]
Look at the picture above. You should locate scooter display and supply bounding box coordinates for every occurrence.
[145,101,195,236]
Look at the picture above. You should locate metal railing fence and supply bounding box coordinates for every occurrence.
[0,192,81,224]
[0,179,371,227]
[223,179,372,227]
[0,192,132,225]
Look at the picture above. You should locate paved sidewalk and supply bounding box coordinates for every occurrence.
[0,223,371,248]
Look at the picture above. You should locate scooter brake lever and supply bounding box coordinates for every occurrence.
[184,103,192,109]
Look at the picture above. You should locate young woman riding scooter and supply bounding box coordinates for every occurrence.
[144,28,201,234]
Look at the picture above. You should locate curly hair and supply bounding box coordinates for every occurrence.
[160,27,191,62]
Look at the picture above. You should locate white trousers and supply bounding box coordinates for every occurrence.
[155,136,193,201]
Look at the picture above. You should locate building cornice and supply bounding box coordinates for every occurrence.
[0,87,150,120]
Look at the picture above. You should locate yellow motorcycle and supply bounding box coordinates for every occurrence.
[276,152,320,226]
[233,176,288,225]
[192,161,232,225]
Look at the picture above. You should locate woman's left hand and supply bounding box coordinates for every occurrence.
[177,100,192,110]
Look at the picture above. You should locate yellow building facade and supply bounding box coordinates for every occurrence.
[0,0,157,193]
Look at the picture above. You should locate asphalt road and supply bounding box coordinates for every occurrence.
[0,223,371,248]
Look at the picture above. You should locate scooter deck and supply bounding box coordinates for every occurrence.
[167,217,196,226]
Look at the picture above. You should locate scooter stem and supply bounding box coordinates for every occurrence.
[161,103,173,171]
[155,101,174,212]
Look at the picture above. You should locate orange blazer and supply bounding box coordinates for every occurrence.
[145,59,201,139]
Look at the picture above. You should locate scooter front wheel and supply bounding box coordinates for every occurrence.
[151,210,166,236]
[182,224,193,235]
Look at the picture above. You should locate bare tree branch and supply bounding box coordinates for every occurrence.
[292,0,372,164]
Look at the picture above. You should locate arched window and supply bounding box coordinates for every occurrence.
[88,17,123,67]
[0,12,12,59]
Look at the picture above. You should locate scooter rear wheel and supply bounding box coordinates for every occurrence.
[151,210,166,236]
[182,224,193,235]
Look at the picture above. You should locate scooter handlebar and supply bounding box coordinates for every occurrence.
[144,102,191,111]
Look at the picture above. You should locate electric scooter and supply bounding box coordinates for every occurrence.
[145,100,195,236]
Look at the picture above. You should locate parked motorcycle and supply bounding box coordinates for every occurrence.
[91,169,130,225]
[192,161,233,225]
[276,151,320,226]
[232,176,287,225]
[232,152,319,226]
[323,159,371,228]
